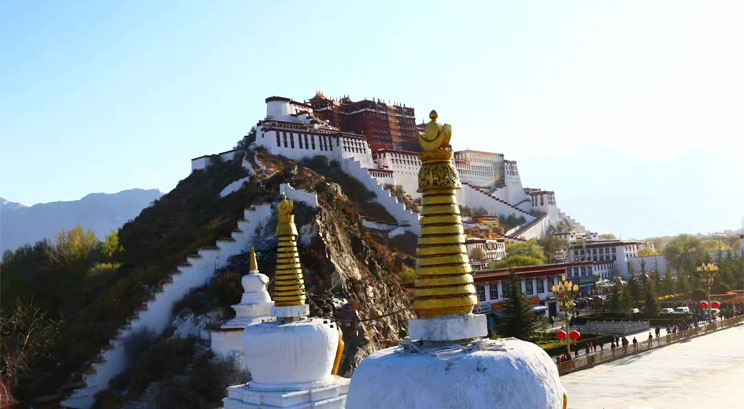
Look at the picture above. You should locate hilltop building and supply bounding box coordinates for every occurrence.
[192,94,590,240]
[454,150,505,188]
[308,92,420,152]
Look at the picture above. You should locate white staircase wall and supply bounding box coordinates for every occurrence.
[340,157,420,235]
[61,204,273,409]
[456,183,536,222]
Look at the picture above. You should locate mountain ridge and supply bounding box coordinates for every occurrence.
[0,188,162,253]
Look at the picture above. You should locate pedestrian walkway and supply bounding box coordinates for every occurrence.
[561,322,744,409]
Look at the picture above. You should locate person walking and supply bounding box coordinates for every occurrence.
[632,337,638,351]
[655,326,661,338]
[647,332,653,348]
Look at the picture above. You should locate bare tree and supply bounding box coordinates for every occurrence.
[0,299,59,402]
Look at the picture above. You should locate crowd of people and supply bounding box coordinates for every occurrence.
[555,301,744,365]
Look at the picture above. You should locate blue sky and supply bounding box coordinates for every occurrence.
[1,0,742,238]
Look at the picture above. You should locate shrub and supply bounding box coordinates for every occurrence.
[691,288,707,301]
[712,282,730,294]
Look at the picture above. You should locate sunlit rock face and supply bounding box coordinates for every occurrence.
[346,337,566,409]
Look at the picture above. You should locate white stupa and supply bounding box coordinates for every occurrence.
[345,111,567,409]
[210,247,274,360]
[223,196,349,409]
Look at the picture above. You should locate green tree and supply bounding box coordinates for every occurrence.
[675,274,690,297]
[619,285,632,311]
[663,234,706,274]
[644,280,660,317]
[608,283,622,313]
[652,270,661,290]
[662,268,675,295]
[468,247,487,262]
[598,233,616,239]
[101,230,125,261]
[495,255,544,268]
[628,274,643,305]
[505,240,545,262]
[637,247,658,257]
[497,271,539,341]
[50,225,98,266]
[537,236,568,263]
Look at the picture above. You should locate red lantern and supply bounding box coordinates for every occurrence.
[569,330,581,342]
[556,330,567,341]
[712,301,720,309]
[699,301,708,309]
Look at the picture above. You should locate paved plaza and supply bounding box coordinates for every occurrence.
[562,323,744,409]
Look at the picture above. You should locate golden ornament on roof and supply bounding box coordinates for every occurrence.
[250,247,258,272]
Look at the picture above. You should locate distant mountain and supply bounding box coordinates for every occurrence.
[0,189,162,253]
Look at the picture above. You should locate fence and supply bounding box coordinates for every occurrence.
[557,315,744,375]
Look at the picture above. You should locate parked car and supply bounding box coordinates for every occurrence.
[627,308,640,314]
[673,306,690,314]
[661,308,675,314]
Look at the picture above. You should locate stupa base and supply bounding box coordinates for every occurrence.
[346,338,566,409]
[408,313,487,342]
[224,376,349,409]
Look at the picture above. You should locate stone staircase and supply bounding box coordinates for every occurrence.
[458,182,536,221]
[559,211,587,233]
[61,204,274,408]
[340,157,420,235]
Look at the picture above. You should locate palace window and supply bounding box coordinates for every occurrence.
[537,278,544,293]
[298,134,303,149]
[289,133,295,149]
[282,132,288,147]
[524,280,534,295]
[476,284,486,302]
[311,135,316,150]
[276,133,281,146]
[489,282,499,300]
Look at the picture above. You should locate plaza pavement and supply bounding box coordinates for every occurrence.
[561,323,744,409]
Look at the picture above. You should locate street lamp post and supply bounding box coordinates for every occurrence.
[553,275,579,355]
[695,263,719,323]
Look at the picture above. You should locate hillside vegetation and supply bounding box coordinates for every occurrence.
[1,151,417,407]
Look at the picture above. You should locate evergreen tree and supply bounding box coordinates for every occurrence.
[498,271,539,341]
[662,267,675,295]
[619,285,632,312]
[628,274,643,305]
[644,280,660,317]
[676,274,690,298]
[652,270,661,291]
[608,283,621,313]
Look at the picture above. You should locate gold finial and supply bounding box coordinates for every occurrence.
[277,194,294,223]
[412,112,476,318]
[273,195,305,307]
[418,108,452,153]
[250,247,258,272]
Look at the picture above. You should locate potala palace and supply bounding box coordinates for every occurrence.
[192,94,588,241]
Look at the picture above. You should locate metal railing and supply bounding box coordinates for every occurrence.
[556,315,744,375]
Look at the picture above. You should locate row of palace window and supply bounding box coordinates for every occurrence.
[276,131,336,152]
[475,276,560,302]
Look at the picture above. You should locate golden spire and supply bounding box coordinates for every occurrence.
[413,111,477,317]
[249,247,258,272]
[273,194,306,306]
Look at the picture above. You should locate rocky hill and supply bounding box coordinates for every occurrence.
[0,189,162,253]
[5,151,417,408]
